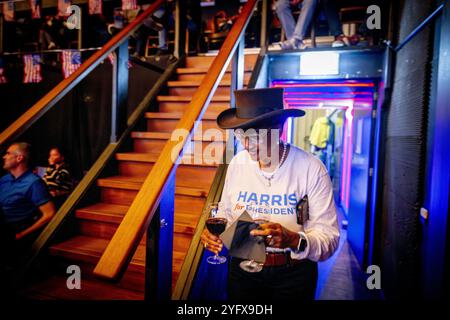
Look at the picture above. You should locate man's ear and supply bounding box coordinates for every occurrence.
[16,154,25,164]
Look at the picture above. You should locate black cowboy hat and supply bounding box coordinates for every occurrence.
[216,88,305,129]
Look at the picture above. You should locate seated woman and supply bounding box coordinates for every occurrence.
[43,147,73,209]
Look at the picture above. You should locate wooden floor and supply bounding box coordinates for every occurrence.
[317,210,382,300]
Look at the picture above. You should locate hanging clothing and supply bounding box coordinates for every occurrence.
[309,117,331,149]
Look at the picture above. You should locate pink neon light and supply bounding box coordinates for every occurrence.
[344,104,355,209]
[284,97,370,100]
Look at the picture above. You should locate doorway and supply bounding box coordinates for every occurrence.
[272,79,377,267]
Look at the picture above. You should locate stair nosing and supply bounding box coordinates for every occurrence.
[115,152,221,166]
[97,176,209,197]
[131,131,227,142]
[144,112,218,120]
[156,95,230,102]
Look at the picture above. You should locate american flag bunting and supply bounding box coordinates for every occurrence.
[29,0,42,19]
[122,0,137,11]
[88,0,102,15]
[62,50,81,78]
[58,0,72,17]
[23,54,42,83]
[3,1,15,22]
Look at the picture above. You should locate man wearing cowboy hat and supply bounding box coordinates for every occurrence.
[201,87,340,300]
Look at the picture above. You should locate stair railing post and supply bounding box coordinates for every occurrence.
[260,0,269,48]
[230,34,245,108]
[229,34,245,156]
[110,40,129,143]
[144,170,175,301]
[174,0,186,59]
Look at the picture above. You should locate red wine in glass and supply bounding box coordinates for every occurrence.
[206,218,227,236]
[205,205,227,265]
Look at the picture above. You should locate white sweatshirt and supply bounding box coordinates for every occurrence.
[217,144,340,262]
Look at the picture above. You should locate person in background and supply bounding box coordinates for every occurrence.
[273,0,317,49]
[0,142,56,245]
[134,3,170,58]
[39,16,58,49]
[318,0,351,47]
[43,147,73,209]
[273,0,349,50]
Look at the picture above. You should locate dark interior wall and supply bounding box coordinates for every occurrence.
[420,0,450,299]
[380,0,434,299]
[0,58,162,180]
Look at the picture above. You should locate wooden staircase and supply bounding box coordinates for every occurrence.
[22,54,256,300]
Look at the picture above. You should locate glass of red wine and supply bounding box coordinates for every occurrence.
[205,202,227,265]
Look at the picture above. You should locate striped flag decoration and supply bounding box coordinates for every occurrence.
[0,57,7,84]
[88,0,102,15]
[3,1,15,22]
[122,0,137,11]
[29,0,42,19]
[61,50,81,78]
[23,54,42,83]
[58,0,71,17]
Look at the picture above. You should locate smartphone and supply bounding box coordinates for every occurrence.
[296,195,309,225]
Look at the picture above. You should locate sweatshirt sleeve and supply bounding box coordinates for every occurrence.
[291,169,340,262]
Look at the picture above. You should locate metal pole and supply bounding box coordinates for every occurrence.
[110,51,118,142]
[110,41,129,142]
[394,3,445,52]
[260,0,269,48]
[145,172,175,301]
[0,15,3,54]
[78,8,82,50]
[230,34,245,109]
[174,0,182,58]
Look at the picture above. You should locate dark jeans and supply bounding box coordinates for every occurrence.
[228,257,318,301]
[319,0,343,37]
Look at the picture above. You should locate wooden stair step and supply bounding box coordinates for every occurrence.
[49,236,145,272]
[144,111,219,121]
[98,176,209,197]
[156,95,230,102]
[21,274,144,300]
[75,203,128,224]
[49,236,186,274]
[168,84,232,96]
[158,101,229,114]
[76,202,200,234]
[167,80,232,87]
[131,131,228,154]
[146,112,222,133]
[116,152,220,167]
[185,54,258,69]
[131,131,227,142]
[176,67,252,74]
